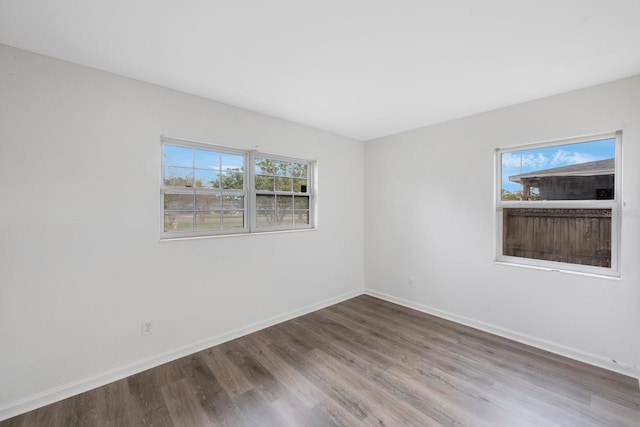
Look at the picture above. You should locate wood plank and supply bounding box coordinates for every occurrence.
[2,295,640,426]
[127,368,175,427]
[237,334,327,408]
[160,378,212,427]
[219,340,288,403]
[303,348,440,426]
[200,346,254,397]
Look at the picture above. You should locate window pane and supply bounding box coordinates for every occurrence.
[255,175,274,191]
[291,163,308,178]
[164,193,194,210]
[501,138,615,201]
[163,141,313,236]
[276,177,292,191]
[164,145,192,167]
[195,193,221,210]
[275,161,290,177]
[256,194,275,209]
[221,153,243,172]
[222,195,244,209]
[503,208,611,267]
[164,166,193,187]
[222,172,243,189]
[222,211,244,229]
[195,149,219,169]
[293,178,307,193]
[277,195,293,209]
[256,210,275,227]
[294,210,309,225]
[255,158,278,175]
[277,211,294,226]
[294,196,309,209]
[195,169,219,189]
[195,211,221,229]
[164,211,193,231]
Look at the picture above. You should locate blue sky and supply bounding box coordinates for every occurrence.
[164,145,243,170]
[501,138,615,193]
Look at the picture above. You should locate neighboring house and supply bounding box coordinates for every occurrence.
[509,158,614,200]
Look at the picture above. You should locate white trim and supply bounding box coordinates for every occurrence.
[364,288,639,380]
[161,135,248,155]
[497,251,618,277]
[158,227,318,243]
[247,150,257,232]
[161,137,316,240]
[161,138,250,239]
[251,154,315,232]
[0,289,362,422]
[494,131,621,277]
[3,287,637,421]
[613,132,623,275]
[493,261,622,281]
[496,130,621,152]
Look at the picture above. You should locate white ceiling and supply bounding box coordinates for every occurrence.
[1,1,640,141]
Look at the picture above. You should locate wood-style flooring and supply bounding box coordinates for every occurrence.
[3,295,640,426]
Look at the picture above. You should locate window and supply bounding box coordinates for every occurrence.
[254,156,312,229]
[496,132,621,276]
[162,140,247,235]
[161,137,314,238]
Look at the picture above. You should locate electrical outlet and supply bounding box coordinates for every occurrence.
[142,320,153,336]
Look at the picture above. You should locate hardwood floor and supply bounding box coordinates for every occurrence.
[3,295,640,426]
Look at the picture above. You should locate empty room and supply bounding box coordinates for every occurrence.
[1,1,640,426]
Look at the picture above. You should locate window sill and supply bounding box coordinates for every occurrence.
[159,227,317,242]
[493,260,621,281]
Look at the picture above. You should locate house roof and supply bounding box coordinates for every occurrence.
[509,158,614,183]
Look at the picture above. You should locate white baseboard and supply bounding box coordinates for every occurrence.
[0,289,362,422]
[364,288,639,380]
[4,286,637,421]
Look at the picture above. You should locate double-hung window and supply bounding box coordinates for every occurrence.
[161,137,314,238]
[496,132,621,276]
[254,155,312,230]
[162,139,247,236]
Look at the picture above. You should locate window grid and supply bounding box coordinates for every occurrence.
[253,155,312,230]
[161,137,314,238]
[162,141,247,235]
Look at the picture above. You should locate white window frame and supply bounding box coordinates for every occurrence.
[495,131,622,277]
[249,152,315,232]
[161,136,316,239]
[161,137,249,239]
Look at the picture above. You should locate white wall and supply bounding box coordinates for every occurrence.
[365,75,640,378]
[2,41,639,421]
[0,44,365,419]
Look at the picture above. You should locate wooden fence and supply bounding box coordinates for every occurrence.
[503,208,611,268]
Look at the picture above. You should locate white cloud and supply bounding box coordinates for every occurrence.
[503,149,602,174]
[550,150,599,166]
[502,152,548,169]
